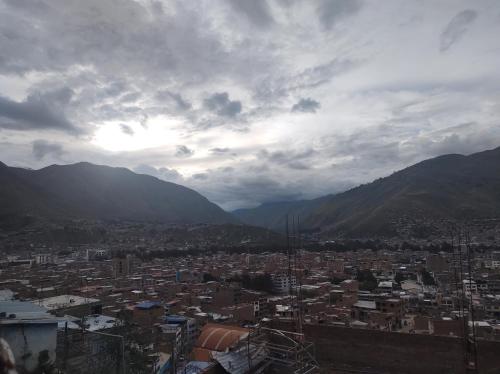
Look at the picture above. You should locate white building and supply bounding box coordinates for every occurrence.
[271,273,297,294]
[463,279,478,295]
[33,253,57,265]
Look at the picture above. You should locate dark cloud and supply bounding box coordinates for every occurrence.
[192,173,208,180]
[0,0,240,85]
[0,92,79,134]
[317,0,363,29]
[440,9,477,52]
[204,92,242,117]
[228,0,274,28]
[32,140,65,160]
[291,98,320,113]
[133,164,183,182]
[187,170,313,210]
[258,148,315,170]
[175,145,194,158]
[119,124,134,135]
[0,0,498,211]
[287,161,311,170]
[156,90,192,111]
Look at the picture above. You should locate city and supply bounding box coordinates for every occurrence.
[2,0,500,373]
[2,221,500,373]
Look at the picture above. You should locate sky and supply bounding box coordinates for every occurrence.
[1,0,500,210]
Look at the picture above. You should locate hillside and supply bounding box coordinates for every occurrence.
[233,195,332,232]
[236,147,500,237]
[0,162,236,226]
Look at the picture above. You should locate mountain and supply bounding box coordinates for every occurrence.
[0,162,236,226]
[233,195,332,232]
[236,147,500,237]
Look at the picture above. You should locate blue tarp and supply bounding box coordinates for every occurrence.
[135,301,161,310]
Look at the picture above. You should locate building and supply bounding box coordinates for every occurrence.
[426,254,447,273]
[38,294,102,317]
[112,255,132,278]
[164,315,199,354]
[271,273,297,294]
[192,323,249,362]
[159,323,183,360]
[351,300,376,322]
[86,249,108,261]
[130,300,164,326]
[0,301,58,374]
[221,303,257,323]
[33,253,57,265]
[340,279,359,293]
[463,279,478,296]
[329,259,345,274]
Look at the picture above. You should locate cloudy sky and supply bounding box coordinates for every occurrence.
[1,0,500,210]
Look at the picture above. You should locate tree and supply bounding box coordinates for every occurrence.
[236,273,274,293]
[421,269,436,286]
[203,273,218,282]
[394,272,405,285]
[356,270,377,291]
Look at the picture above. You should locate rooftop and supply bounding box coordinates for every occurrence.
[38,295,100,310]
[0,300,57,324]
[84,314,120,331]
[353,300,376,310]
[135,300,161,310]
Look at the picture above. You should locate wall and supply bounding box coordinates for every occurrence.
[0,322,57,374]
[272,321,500,374]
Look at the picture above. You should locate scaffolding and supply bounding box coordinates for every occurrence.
[246,214,320,374]
[249,326,319,374]
[449,225,479,373]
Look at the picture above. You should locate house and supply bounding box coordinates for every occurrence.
[38,294,102,317]
[0,301,58,374]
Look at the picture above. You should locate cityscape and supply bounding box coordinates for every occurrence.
[2,216,500,373]
[2,0,500,373]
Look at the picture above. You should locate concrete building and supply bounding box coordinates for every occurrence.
[164,315,199,354]
[0,301,58,374]
[33,253,57,265]
[112,255,132,278]
[130,300,164,326]
[271,273,297,294]
[38,294,102,317]
[463,279,478,296]
[426,254,447,273]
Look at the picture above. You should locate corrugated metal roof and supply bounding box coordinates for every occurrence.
[212,343,268,374]
[166,315,187,324]
[353,300,376,309]
[177,361,213,374]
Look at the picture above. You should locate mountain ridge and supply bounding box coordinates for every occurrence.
[0,161,237,226]
[235,146,500,237]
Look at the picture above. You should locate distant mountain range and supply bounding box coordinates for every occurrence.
[234,147,500,237]
[232,195,332,232]
[2,146,500,238]
[0,161,236,226]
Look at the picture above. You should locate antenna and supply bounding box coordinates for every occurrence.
[450,223,478,373]
[286,214,292,298]
[295,215,303,335]
[465,231,478,372]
